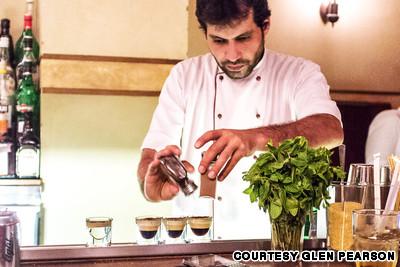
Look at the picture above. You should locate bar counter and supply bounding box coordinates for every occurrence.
[21,239,354,266]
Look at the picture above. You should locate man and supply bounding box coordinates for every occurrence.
[365,107,400,165]
[138,0,343,239]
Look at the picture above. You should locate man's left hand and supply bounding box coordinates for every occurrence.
[195,129,257,181]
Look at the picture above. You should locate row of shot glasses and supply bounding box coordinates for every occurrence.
[135,216,212,245]
[86,215,213,247]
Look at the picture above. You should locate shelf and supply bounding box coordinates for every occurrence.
[0,178,42,186]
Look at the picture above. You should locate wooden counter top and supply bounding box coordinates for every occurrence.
[20,240,354,267]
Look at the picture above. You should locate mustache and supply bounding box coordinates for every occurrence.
[221,59,250,66]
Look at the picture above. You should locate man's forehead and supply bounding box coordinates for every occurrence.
[206,16,257,39]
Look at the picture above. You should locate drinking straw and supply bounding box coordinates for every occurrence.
[384,158,400,212]
[373,153,381,209]
[338,144,346,249]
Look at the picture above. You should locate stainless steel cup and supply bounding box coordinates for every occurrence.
[347,164,391,186]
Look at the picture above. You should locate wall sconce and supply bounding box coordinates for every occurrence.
[320,0,339,26]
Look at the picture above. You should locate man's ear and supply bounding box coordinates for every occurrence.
[262,19,270,33]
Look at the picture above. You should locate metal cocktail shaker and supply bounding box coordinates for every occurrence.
[159,155,197,196]
[0,211,20,267]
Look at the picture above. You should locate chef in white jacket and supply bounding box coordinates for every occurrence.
[137,0,343,240]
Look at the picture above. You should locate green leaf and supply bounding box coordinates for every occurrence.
[250,190,257,203]
[285,197,299,216]
[270,199,282,220]
[285,184,300,193]
[243,187,253,195]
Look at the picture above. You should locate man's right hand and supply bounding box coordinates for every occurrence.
[138,146,194,202]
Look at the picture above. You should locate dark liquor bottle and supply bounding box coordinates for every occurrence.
[0,19,14,68]
[16,60,39,141]
[14,0,40,66]
[0,62,15,178]
[16,112,39,178]
[0,37,17,93]
[16,36,38,87]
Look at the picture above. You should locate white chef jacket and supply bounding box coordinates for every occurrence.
[141,49,342,240]
[365,108,400,164]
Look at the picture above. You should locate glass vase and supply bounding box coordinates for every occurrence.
[270,212,306,251]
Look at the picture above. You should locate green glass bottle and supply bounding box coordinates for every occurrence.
[16,60,39,140]
[14,1,40,66]
[16,36,39,87]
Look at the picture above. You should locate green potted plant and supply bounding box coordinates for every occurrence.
[243,136,345,250]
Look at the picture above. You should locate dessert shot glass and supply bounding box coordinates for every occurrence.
[135,216,162,245]
[186,216,212,243]
[86,217,113,247]
[162,217,187,244]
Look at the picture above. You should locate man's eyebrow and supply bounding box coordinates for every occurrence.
[208,30,253,40]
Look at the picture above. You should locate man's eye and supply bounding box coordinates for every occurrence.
[213,39,226,44]
[236,36,250,42]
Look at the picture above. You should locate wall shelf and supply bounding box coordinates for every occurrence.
[0,178,42,186]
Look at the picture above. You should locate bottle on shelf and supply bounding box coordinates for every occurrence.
[0,36,16,92]
[14,0,40,67]
[0,19,15,68]
[0,61,16,178]
[16,112,39,178]
[16,36,39,87]
[16,60,39,142]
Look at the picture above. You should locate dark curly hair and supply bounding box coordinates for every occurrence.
[196,0,271,32]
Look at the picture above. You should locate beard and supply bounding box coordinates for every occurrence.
[216,33,265,80]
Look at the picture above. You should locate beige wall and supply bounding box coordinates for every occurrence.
[2,0,188,59]
[38,0,189,59]
[188,0,400,93]
[41,94,174,244]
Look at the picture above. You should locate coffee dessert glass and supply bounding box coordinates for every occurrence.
[187,216,212,243]
[135,216,162,245]
[162,217,187,244]
[86,217,113,247]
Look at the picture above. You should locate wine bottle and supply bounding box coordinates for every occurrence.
[0,19,15,68]
[16,36,39,87]
[0,61,16,178]
[14,0,40,66]
[16,60,39,142]
[16,112,39,178]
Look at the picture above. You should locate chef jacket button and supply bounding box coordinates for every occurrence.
[217,113,222,119]
[256,113,261,119]
[256,76,261,81]
[217,236,222,240]
[217,196,222,201]
[219,75,224,81]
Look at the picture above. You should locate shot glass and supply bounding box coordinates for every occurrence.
[86,217,112,247]
[353,209,400,267]
[186,216,212,243]
[162,217,187,244]
[135,216,162,245]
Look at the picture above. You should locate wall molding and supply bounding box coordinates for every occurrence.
[331,89,400,96]
[42,87,160,97]
[41,54,181,65]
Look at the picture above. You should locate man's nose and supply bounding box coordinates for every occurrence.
[225,42,241,63]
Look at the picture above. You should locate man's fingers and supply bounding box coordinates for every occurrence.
[147,160,161,177]
[160,181,179,200]
[195,130,221,148]
[182,160,195,173]
[156,145,181,159]
[207,144,236,179]
[198,138,227,175]
[218,150,243,181]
